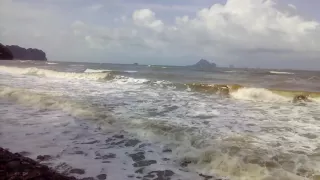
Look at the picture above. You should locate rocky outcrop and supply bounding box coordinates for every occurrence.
[0,147,76,180]
[0,43,47,61]
[0,43,14,60]
[189,59,216,70]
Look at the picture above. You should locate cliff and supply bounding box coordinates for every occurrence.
[0,43,47,61]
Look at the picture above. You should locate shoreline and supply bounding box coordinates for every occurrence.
[0,147,76,180]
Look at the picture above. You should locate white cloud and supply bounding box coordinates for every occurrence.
[88,4,104,11]
[132,9,164,32]
[288,4,297,10]
[1,0,320,67]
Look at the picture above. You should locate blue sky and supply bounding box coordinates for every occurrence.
[1,0,320,69]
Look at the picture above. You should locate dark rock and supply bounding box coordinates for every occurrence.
[125,139,141,147]
[111,140,126,146]
[199,173,213,180]
[102,161,111,163]
[105,138,114,143]
[113,134,124,139]
[24,169,41,179]
[97,174,107,180]
[7,161,22,170]
[144,173,155,179]
[180,159,192,167]
[128,174,135,178]
[163,170,174,176]
[129,152,145,162]
[144,170,175,180]
[0,147,76,180]
[81,140,99,144]
[37,155,52,161]
[0,43,13,60]
[74,151,85,155]
[162,158,170,161]
[162,149,172,153]
[133,160,157,167]
[138,143,150,148]
[135,168,144,174]
[101,153,116,159]
[70,168,85,175]
[80,177,95,180]
[19,151,31,156]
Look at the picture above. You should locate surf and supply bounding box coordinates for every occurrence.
[1,65,320,104]
[269,71,294,75]
[0,86,114,124]
[0,66,115,81]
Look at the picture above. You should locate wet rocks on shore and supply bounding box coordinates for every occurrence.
[0,147,76,180]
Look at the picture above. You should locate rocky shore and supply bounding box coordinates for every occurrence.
[0,147,76,180]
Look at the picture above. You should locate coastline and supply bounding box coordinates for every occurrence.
[0,147,76,180]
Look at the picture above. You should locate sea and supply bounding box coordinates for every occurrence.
[0,60,320,180]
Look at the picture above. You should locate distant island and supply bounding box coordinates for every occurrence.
[189,59,216,70]
[0,43,47,61]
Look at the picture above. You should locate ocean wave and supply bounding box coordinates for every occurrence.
[231,87,291,102]
[126,120,319,180]
[224,70,238,73]
[0,86,114,124]
[0,66,114,81]
[269,71,294,75]
[46,62,58,65]
[1,65,320,103]
[84,69,137,74]
[84,68,112,73]
[186,83,320,103]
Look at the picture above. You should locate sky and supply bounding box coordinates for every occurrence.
[1,0,320,69]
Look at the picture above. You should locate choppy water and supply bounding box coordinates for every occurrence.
[1,60,320,180]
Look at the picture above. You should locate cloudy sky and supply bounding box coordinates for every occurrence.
[1,0,320,69]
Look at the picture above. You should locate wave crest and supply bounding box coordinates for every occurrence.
[0,86,114,124]
[231,88,290,102]
[0,66,115,81]
[126,120,318,180]
[269,71,294,75]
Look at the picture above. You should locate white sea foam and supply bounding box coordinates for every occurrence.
[0,86,114,124]
[269,71,294,75]
[0,66,113,81]
[231,87,290,102]
[1,64,320,180]
[124,70,138,73]
[84,68,112,73]
[46,62,58,65]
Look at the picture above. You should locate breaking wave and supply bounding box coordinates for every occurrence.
[84,68,137,73]
[0,66,114,81]
[0,86,114,124]
[126,119,320,180]
[46,62,58,65]
[186,83,320,103]
[1,65,320,103]
[269,71,294,75]
[231,88,291,102]
[84,68,112,73]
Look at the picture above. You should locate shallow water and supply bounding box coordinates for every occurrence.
[1,61,320,180]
